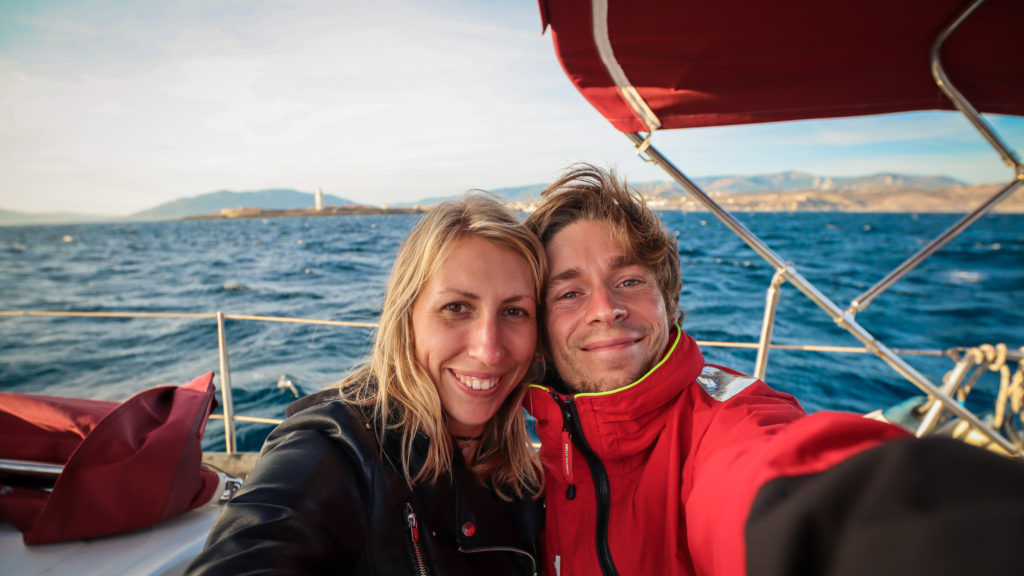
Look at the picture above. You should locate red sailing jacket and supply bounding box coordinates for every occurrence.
[525,327,910,576]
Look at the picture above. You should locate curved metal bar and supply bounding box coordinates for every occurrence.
[591,0,662,131]
[216,311,237,454]
[754,269,787,381]
[0,458,63,480]
[931,0,1022,174]
[916,354,977,436]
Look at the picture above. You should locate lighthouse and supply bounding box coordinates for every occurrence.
[315,188,324,211]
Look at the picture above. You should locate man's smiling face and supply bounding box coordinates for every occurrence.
[543,219,671,393]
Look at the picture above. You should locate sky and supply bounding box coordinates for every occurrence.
[1,0,1022,216]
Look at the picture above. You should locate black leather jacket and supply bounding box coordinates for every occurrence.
[186,389,543,575]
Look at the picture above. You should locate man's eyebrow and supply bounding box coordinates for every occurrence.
[610,254,637,270]
[548,268,581,285]
[549,255,637,286]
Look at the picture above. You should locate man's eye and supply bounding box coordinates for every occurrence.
[621,279,641,287]
[558,291,579,300]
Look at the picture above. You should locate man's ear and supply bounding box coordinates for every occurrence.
[667,298,681,326]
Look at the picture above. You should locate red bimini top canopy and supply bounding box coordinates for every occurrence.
[537,0,1024,132]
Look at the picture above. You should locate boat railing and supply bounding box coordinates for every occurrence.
[0,309,374,454]
[5,308,1016,455]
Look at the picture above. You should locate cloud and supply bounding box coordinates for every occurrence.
[3,0,1020,214]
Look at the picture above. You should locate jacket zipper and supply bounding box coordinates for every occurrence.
[405,502,430,576]
[459,545,537,576]
[554,393,619,576]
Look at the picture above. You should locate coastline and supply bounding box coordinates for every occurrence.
[636,183,1024,214]
[189,184,1024,220]
[185,204,427,220]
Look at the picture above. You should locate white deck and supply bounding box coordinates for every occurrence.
[0,503,221,576]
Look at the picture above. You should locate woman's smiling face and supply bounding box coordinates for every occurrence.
[411,235,538,438]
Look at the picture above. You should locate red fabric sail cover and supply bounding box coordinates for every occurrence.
[0,372,219,544]
[538,0,1024,132]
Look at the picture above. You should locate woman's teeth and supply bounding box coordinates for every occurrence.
[456,374,498,390]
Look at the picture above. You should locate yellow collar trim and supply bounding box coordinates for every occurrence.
[529,324,682,397]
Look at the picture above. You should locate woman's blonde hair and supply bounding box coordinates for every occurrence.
[335,194,544,499]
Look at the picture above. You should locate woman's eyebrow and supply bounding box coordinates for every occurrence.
[437,287,479,299]
[438,287,534,304]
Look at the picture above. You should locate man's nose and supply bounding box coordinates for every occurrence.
[587,286,627,325]
[468,315,506,365]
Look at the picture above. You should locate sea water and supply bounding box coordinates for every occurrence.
[1,212,1021,451]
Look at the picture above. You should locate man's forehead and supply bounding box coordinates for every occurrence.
[545,223,641,284]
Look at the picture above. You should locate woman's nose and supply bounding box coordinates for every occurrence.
[468,316,506,365]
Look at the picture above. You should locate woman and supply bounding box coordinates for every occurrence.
[187,195,545,575]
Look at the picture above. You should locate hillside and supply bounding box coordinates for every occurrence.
[630,171,966,199]
[129,189,355,221]
[653,183,1024,213]
[498,172,1023,213]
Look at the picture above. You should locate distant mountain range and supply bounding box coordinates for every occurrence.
[646,171,964,196]
[1,172,1010,226]
[485,171,966,204]
[1,188,355,226]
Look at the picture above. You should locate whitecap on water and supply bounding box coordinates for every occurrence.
[223,283,247,291]
[62,235,74,243]
[973,242,1003,251]
[950,270,984,284]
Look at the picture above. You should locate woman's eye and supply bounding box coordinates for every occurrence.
[442,302,469,314]
[558,290,579,300]
[621,278,641,288]
[504,306,531,318]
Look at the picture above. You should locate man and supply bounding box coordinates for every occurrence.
[523,164,1024,576]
